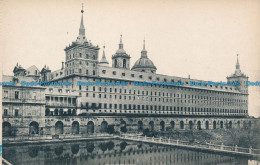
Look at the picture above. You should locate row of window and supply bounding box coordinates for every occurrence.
[82,103,247,114]
[78,86,247,103]
[66,53,96,61]
[66,69,96,75]
[80,92,246,107]
[3,91,37,100]
[3,109,19,116]
[66,61,96,67]
[75,77,247,97]
[101,70,245,91]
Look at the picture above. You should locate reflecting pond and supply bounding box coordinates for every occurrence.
[2,139,258,165]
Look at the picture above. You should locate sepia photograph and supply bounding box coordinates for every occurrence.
[0,0,260,164]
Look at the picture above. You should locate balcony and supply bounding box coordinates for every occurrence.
[45,102,76,107]
[2,98,45,104]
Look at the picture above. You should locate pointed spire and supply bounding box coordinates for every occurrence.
[236,54,240,69]
[100,44,109,65]
[119,33,123,49]
[143,39,146,50]
[141,39,148,58]
[102,45,106,58]
[79,3,85,36]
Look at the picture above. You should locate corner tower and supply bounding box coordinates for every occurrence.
[64,4,99,77]
[227,55,248,94]
[112,34,131,69]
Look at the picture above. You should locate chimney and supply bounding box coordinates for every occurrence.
[62,62,64,69]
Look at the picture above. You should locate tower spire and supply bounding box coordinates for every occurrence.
[141,39,147,58]
[119,33,123,49]
[236,54,240,69]
[99,44,109,65]
[79,3,85,36]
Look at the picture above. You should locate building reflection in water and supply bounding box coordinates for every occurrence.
[3,140,250,165]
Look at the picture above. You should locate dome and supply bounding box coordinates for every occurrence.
[132,57,157,70]
[132,40,157,73]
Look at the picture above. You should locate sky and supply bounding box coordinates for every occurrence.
[0,0,260,117]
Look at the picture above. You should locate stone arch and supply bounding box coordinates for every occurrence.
[87,121,94,134]
[68,109,72,115]
[86,143,95,153]
[54,109,58,116]
[149,121,154,132]
[29,121,39,135]
[55,121,64,135]
[213,121,217,129]
[137,121,143,132]
[71,144,79,155]
[45,108,50,116]
[54,146,63,156]
[2,122,11,137]
[120,120,127,133]
[100,121,108,133]
[72,121,79,134]
[180,121,184,129]
[160,121,165,131]
[170,121,175,130]
[229,121,232,129]
[28,147,39,158]
[59,109,63,116]
[120,142,127,151]
[197,121,201,130]
[243,121,247,128]
[237,121,241,128]
[220,121,224,128]
[189,121,193,130]
[205,121,209,130]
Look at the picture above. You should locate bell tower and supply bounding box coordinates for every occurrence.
[64,4,99,77]
[112,34,131,69]
[227,55,248,94]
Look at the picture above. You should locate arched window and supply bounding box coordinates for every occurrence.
[29,121,39,135]
[160,121,165,131]
[115,59,118,68]
[55,121,64,135]
[180,121,184,129]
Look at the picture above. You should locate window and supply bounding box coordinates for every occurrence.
[123,59,127,68]
[4,109,8,116]
[15,91,19,99]
[4,91,8,98]
[32,92,36,100]
[113,71,116,75]
[93,70,96,75]
[58,89,62,93]
[79,69,82,73]
[15,109,19,116]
